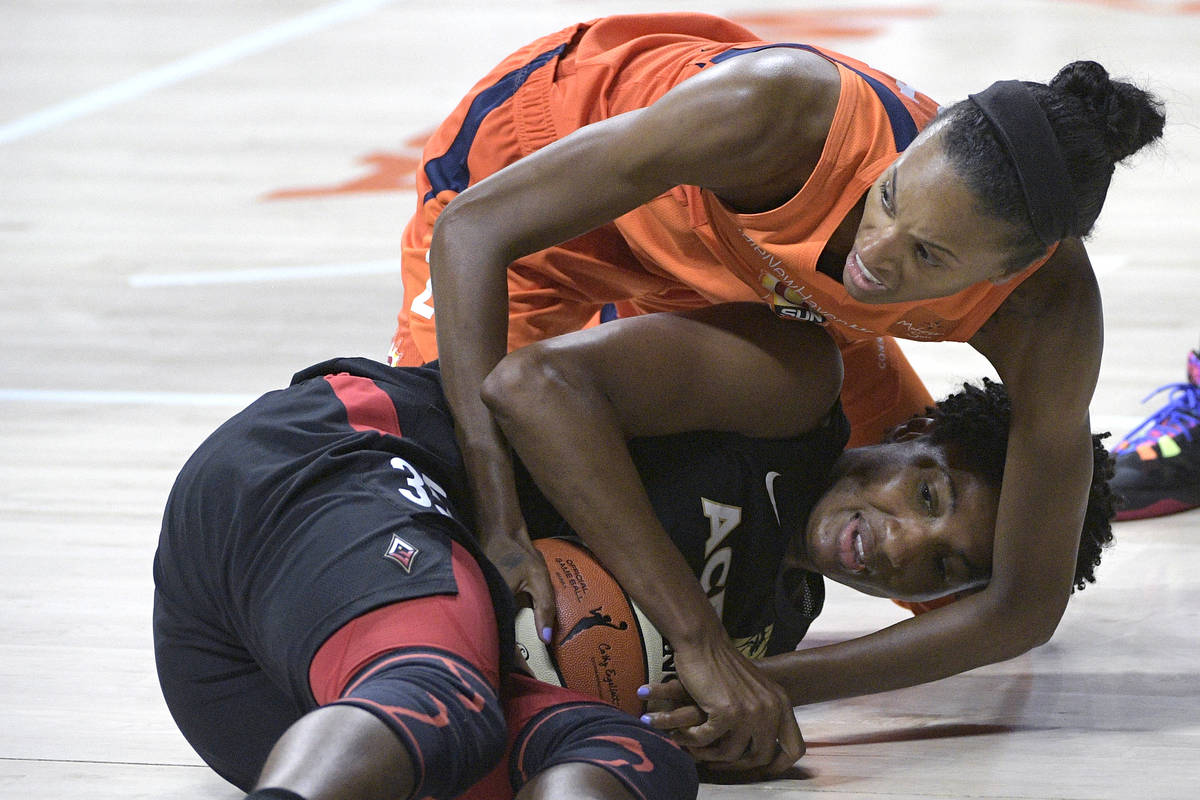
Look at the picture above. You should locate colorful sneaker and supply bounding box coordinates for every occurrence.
[1110,349,1200,520]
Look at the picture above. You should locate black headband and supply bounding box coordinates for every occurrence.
[968,80,1077,247]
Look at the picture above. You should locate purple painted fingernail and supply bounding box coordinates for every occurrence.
[639,714,653,726]
[636,685,650,698]
[541,627,554,644]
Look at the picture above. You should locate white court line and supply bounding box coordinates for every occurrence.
[0,0,396,145]
[0,389,257,406]
[128,258,401,287]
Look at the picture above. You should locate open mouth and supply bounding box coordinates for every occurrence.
[845,251,887,292]
[838,513,868,573]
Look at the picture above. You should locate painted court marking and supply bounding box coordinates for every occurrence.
[0,0,397,145]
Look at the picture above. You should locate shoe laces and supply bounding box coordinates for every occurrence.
[1112,353,1200,455]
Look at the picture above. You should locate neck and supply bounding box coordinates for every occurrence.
[817,193,866,281]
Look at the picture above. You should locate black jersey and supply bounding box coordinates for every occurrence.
[155,357,515,704]
[519,407,851,658]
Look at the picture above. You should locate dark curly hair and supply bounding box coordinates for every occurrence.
[941,61,1166,273]
[926,378,1116,591]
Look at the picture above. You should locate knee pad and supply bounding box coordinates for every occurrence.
[513,701,698,800]
[330,648,505,800]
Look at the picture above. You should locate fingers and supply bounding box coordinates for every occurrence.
[641,705,706,730]
[485,535,559,643]
[525,560,557,644]
[666,641,797,766]
[638,678,693,716]
[664,681,801,769]
[686,721,804,775]
[775,710,805,766]
[697,737,803,783]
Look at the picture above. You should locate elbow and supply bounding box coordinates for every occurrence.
[480,350,531,429]
[981,583,1069,657]
[481,345,565,434]
[1017,615,1059,652]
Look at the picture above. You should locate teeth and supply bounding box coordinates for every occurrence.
[855,254,884,286]
[854,532,865,565]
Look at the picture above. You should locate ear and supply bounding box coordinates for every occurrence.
[883,416,935,442]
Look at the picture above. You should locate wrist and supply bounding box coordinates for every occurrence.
[663,611,731,655]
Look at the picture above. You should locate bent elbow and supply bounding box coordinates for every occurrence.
[986,587,1069,657]
[480,351,532,426]
[1020,617,1058,652]
[481,345,571,434]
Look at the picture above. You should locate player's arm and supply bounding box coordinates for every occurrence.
[713,240,1099,708]
[482,303,842,772]
[430,50,839,638]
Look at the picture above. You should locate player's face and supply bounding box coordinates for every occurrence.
[846,124,1027,304]
[800,437,999,602]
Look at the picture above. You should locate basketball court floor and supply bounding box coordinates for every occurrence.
[2,1,1198,797]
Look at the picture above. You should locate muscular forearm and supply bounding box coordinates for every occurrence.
[429,204,526,539]
[759,591,1039,705]
[484,347,727,647]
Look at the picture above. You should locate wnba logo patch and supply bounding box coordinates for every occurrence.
[384,534,420,572]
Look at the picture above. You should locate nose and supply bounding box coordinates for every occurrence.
[876,515,925,574]
[857,224,901,282]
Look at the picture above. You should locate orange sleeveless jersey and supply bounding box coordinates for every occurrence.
[390,12,1045,367]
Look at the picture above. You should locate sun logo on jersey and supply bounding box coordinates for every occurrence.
[760,272,826,324]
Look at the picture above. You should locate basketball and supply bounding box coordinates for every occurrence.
[514,537,667,715]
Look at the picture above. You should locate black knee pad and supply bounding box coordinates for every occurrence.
[330,648,505,800]
[513,701,699,800]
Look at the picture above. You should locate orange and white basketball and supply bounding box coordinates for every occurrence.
[514,537,667,715]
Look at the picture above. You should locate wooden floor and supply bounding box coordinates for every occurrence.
[2,1,1198,798]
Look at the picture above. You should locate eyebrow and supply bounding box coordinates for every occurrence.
[941,465,958,515]
[889,167,960,262]
[941,467,990,581]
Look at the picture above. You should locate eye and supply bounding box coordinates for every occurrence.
[919,480,935,513]
[935,556,950,583]
[880,175,894,214]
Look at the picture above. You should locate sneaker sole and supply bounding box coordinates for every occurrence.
[1114,498,1199,521]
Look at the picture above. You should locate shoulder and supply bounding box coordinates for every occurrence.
[630,49,841,188]
[971,238,1102,404]
[984,239,1100,327]
[703,47,841,111]
[701,48,841,148]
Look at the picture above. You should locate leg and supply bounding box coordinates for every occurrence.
[516,763,637,800]
[255,705,414,800]
[505,674,698,800]
[257,543,507,800]
[153,590,305,791]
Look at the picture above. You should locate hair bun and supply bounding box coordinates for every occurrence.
[1049,60,1165,163]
